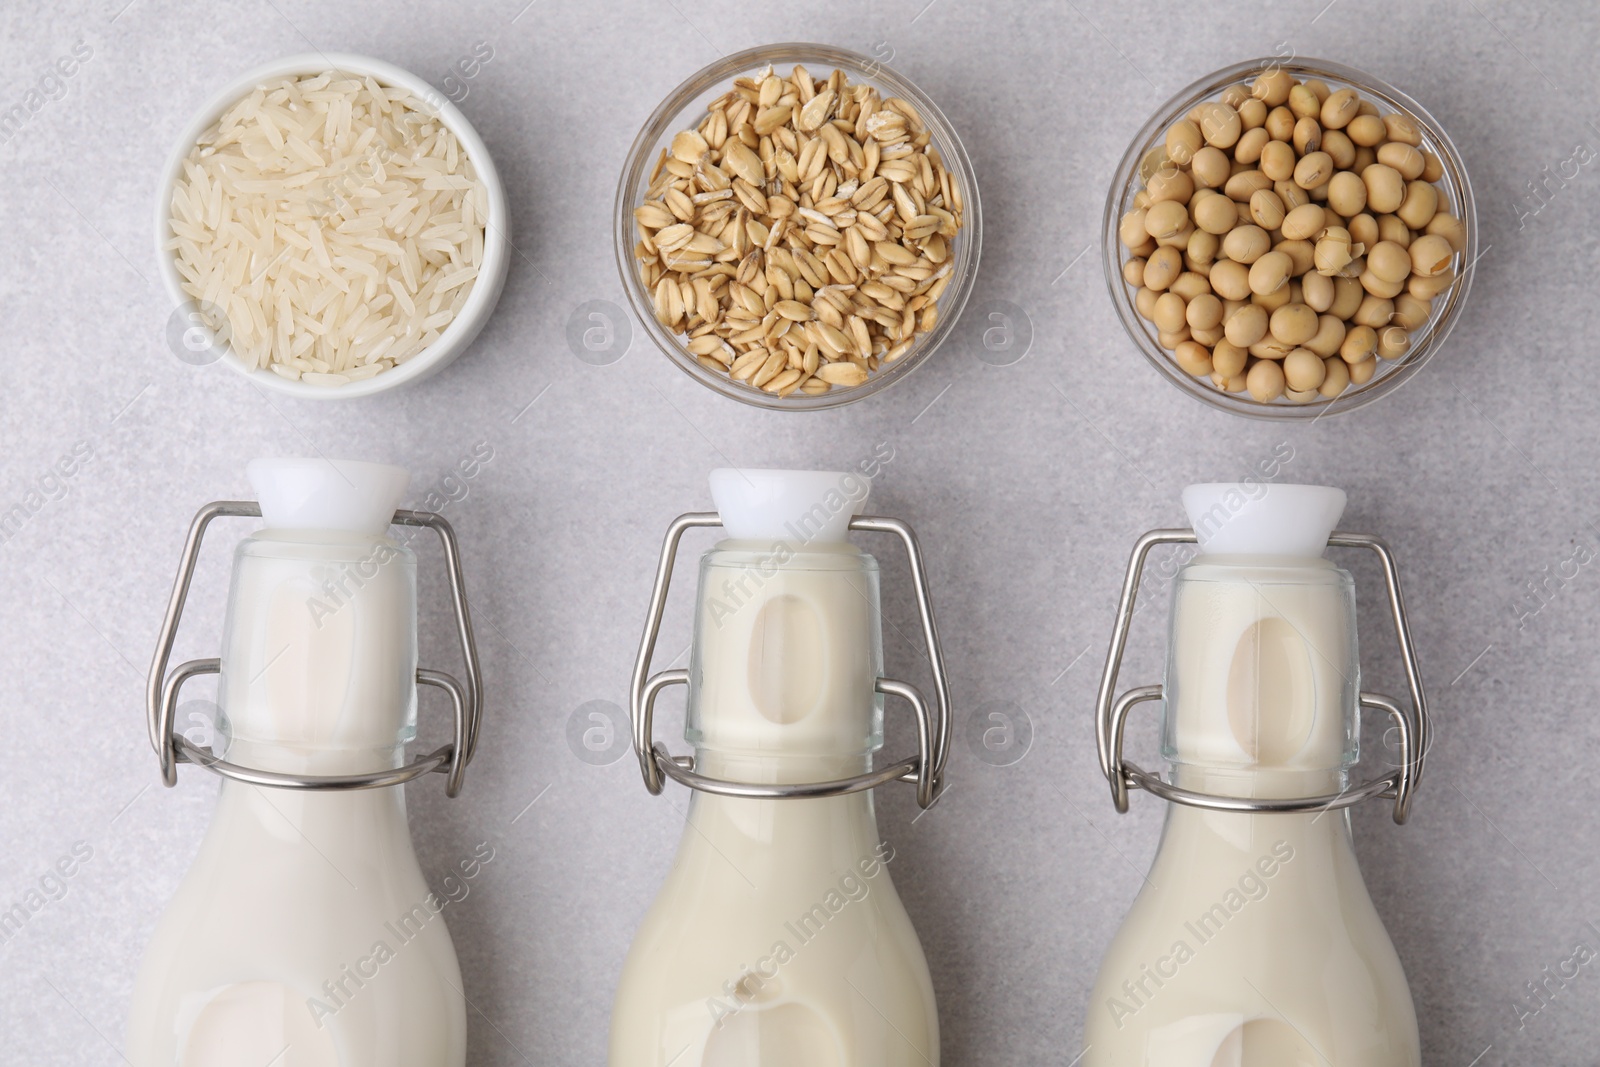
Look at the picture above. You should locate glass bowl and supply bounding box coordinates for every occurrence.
[615,42,982,411]
[1103,57,1476,419]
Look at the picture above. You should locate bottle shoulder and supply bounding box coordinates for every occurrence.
[1086,815,1417,1064]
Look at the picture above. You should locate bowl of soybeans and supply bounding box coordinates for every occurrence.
[1104,58,1476,417]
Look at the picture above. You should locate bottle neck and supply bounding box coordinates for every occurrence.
[218,530,419,773]
[686,540,884,777]
[1164,556,1359,796]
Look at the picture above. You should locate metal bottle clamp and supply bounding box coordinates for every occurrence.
[146,502,484,797]
[630,514,952,809]
[1094,530,1429,825]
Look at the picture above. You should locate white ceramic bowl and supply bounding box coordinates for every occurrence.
[154,53,511,399]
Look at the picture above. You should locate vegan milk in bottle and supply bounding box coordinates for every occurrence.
[130,459,480,1067]
[611,468,947,1067]
[1086,483,1427,1066]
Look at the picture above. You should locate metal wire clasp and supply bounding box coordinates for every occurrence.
[1093,530,1430,824]
[629,514,952,809]
[145,502,483,797]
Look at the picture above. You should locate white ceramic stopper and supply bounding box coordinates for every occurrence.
[247,458,409,535]
[708,468,870,542]
[1182,482,1346,558]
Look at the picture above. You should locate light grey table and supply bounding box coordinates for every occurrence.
[2,0,1595,1063]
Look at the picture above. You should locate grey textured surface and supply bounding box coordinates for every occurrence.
[1,0,1597,1063]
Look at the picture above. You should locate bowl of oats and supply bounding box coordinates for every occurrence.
[615,43,981,409]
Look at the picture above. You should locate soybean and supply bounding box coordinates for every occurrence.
[1346,113,1386,146]
[1144,246,1183,290]
[1144,200,1189,240]
[1392,293,1433,330]
[1166,120,1203,165]
[1354,295,1394,329]
[1288,83,1321,120]
[1320,357,1351,397]
[1313,228,1356,276]
[1367,241,1412,284]
[1281,203,1327,241]
[1294,151,1334,189]
[1341,324,1378,363]
[1250,189,1286,229]
[1320,88,1360,130]
[1247,357,1287,401]
[1225,170,1273,201]
[1377,325,1411,360]
[1233,127,1270,165]
[1376,213,1412,248]
[1397,180,1438,230]
[1171,271,1211,300]
[1210,259,1253,300]
[1265,105,1296,142]
[1198,102,1242,148]
[1195,191,1241,234]
[1306,314,1347,357]
[1270,303,1319,345]
[1323,129,1356,169]
[1326,171,1367,216]
[1409,267,1456,300]
[1293,116,1322,155]
[1301,271,1335,312]
[1330,276,1366,320]
[1253,69,1294,106]
[1377,141,1425,180]
[1188,228,1220,265]
[1148,167,1194,204]
[1213,339,1249,377]
[1260,140,1297,182]
[1225,303,1270,347]
[1426,212,1467,252]
[1222,225,1272,263]
[1174,340,1214,375]
[1284,347,1327,391]
[1409,234,1453,277]
[1249,250,1294,295]
[1153,291,1188,332]
[1348,213,1380,249]
[1362,164,1404,213]
[1192,145,1232,187]
[1187,293,1225,330]
[1383,113,1422,146]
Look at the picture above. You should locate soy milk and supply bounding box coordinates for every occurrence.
[1086,484,1422,1066]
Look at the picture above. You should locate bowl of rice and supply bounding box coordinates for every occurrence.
[156,53,510,398]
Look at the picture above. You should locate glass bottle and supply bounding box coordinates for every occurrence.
[1086,482,1429,1066]
[611,468,952,1067]
[130,458,483,1067]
